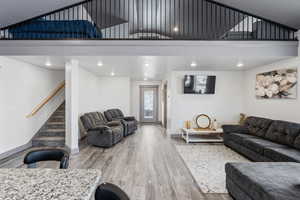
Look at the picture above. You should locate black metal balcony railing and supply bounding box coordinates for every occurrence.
[0,0,297,40]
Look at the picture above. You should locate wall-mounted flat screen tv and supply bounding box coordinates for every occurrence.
[184,75,216,94]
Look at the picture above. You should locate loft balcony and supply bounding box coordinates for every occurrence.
[0,0,297,41]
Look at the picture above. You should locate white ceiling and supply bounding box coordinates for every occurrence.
[0,0,299,29]
[11,56,289,81]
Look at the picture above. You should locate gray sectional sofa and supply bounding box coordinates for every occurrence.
[223,116,300,200]
[223,116,300,162]
[225,162,300,200]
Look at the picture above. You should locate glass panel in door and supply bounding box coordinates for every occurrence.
[144,90,154,119]
[140,86,158,122]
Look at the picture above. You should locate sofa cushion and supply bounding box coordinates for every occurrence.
[225,140,271,162]
[225,133,258,144]
[80,114,94,130]
[81,112,107,130]
[97,112,108,125]
[264,147,300,162]
[226,162,300,200]
[89,112,107,127]
[294,136,300,151]
[264,120,300,148]
[226,176,253,200]
[244,116,273,137]
[243,138,287,154]
[222,125,250,134]
[104,109,124,121]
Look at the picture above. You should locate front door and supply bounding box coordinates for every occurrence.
[140,86,158,123]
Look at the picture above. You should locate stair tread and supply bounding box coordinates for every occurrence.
[47,121,65,124]
[42,129,65,132]
[27,147,67,151]
[34,136,65,141]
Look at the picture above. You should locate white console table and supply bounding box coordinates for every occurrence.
[181,128,223,143]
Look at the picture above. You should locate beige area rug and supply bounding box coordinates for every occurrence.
[175,144,250,193]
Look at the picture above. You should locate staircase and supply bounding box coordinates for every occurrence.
[32,102,65,147]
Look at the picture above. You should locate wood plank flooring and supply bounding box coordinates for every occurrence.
[0,125,231,200]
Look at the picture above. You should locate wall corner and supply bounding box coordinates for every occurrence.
[297,30,300,56]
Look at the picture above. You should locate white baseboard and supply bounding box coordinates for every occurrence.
[65,145,80,155]
[166,129,181,136]
[0,142,32,160]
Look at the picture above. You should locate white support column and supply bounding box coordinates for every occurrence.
[65,60,79,154]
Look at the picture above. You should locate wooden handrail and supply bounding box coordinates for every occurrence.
[26,81,65,118]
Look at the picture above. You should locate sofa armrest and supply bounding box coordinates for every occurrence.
[222,125,249,134]
[107,121,122,127]
[123,116,136,121]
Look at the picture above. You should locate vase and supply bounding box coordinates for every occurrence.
[212,119,218,130]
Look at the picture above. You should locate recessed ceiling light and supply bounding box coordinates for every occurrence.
[237,62,244,67]
[145,63,149,67]
[190,62,197,67]
[45,61,52,67]
[173,26,179,32]
[111,72,115,76]
[97,61,103,67]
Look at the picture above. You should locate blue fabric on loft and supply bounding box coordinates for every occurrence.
[8,19,102,39]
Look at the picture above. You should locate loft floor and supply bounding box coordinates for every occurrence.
[0,125,231,200]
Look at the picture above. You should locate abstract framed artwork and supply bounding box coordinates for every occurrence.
[256,68,297,99]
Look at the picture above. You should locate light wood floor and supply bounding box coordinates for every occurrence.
[0,125,231,200]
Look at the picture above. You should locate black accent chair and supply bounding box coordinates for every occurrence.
[24,149,69,169]
[104,109,137,137]
[80,112,124,148]
[95,183,130,200]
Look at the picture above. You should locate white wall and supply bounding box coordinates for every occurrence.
[297,29,300,56]
[244,57,300,123]
[0,57,65,156]
[169,71,244,133]
[78,67,130,116]
[131,81,163,122]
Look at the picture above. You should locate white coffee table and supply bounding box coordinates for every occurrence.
[181,128,223,143]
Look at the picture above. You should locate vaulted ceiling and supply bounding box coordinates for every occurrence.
[214,0,300,29]
[0,0,82,28]
[0,0,299,30]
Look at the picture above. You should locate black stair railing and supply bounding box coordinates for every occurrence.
[0,0,297,40]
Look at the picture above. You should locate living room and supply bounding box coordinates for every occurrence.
[1,53,300,199]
